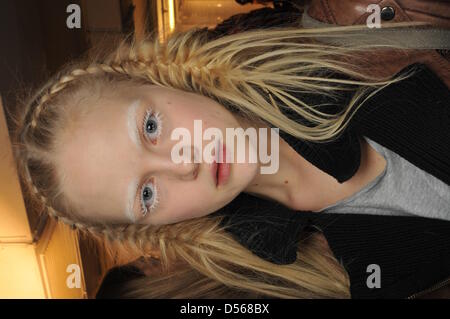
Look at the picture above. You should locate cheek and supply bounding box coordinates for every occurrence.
[154,180,219,224]
[219,164,255,201]
[170,100,233,133]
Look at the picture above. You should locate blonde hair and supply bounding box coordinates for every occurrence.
[11,24,413,298]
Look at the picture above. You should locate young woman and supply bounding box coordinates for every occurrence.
[11,16,450,298]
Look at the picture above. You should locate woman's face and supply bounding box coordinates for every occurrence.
[56,84,259,225]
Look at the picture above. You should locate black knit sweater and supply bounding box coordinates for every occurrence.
[210,64,450,298]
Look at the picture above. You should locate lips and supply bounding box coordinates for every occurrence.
[211,161,218,185]
[217,160,230,186]
[211,143,230,187]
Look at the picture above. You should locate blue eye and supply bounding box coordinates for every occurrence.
[140,180,159,217]
[142,108,162,143]
[146,118,157,134]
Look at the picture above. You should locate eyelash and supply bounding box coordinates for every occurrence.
[139,177,160,218]
[142,107,163,144]
[138,107,163,218]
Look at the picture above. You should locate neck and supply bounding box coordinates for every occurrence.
[244,133,323,211]
[235,115,318,211]
[244,130,384,213]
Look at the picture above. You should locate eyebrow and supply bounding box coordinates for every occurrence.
[125,99,142,222]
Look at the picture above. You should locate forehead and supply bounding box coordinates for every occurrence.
[55,92,136,223]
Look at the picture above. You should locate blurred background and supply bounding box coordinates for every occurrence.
[0,0,301,299]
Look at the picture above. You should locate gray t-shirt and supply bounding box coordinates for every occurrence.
[317,137,450,222]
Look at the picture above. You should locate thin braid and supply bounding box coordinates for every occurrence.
[28,64,127,131]
[20,128,117,240]
[21,155,122,240]
[21,145,209,259]
[20,63,129,232]
[26,57,213,136]
[20,48,207,238]
[22,155,106,235]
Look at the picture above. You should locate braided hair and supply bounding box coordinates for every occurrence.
[13,28,235,265]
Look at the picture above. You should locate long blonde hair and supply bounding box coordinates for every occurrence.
[11,24,413,298]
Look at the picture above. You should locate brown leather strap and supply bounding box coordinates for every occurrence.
[302,10,450,49]
[305,0,450,87]
[307,0,450,27]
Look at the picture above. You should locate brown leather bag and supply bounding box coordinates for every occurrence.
[307,0,450,27]
[306,0,450,87]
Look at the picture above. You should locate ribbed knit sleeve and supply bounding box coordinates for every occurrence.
[308,212,450,298]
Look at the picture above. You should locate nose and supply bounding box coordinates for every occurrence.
[141,146,200,180]
[172,160,200,180]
